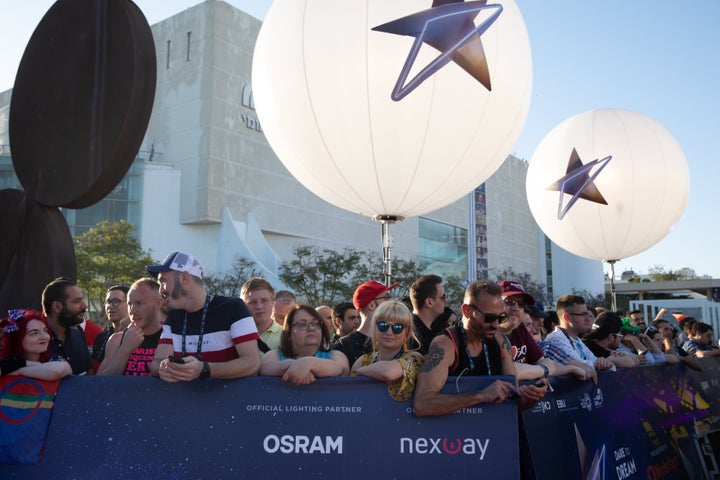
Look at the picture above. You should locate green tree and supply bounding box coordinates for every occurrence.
[74,220,155,323]
[648,265,680,282]
[280,245,364,305]
[490,267,552,307]
[204,256,260,297]
[352,251,429,301]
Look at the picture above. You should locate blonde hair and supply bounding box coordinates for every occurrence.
[369,300,419,351]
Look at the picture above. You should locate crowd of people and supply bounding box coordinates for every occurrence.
[2,250,718,402]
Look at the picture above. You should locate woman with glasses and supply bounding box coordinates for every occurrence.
[351,301,423,401]
[260,305,349,384]
[0,309,72,380]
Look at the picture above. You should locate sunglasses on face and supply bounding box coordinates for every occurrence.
[376,321,405,334]
[503,298,525,309]
[467,304,508,324]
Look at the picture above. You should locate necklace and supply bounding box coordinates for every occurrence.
[457,323,492,375]
[181,293,211,360]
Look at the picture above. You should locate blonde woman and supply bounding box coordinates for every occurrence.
[351,300,423,401]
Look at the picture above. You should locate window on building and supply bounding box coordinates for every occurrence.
[166,40,171,69]
[419,217,468,279]
[186,32,191,61]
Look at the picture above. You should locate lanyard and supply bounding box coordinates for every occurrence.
[181,293,211,360]
[559,327,587,360]
[371,349,404,363]
[458,323,492,375]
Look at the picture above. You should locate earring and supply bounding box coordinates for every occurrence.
[403,338,408,353]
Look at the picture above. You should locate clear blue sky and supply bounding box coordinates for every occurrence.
[2,1,718,279]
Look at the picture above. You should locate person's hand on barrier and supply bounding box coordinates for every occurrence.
[567,365,591,381]
[478,379,516,403]
[595,357,614,371]
[518,380,548,402]
[158,358,180,383]
[164,356,203,382]
[281,358,316,385]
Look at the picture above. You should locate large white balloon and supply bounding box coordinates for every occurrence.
[252,0,532,218]
[526,109,690,261]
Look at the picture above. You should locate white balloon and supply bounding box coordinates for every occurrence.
[252,0,532,218]
[526,109,690,262]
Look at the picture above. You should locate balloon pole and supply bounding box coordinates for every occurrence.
[374,215,402,286]
[607,260,617,311]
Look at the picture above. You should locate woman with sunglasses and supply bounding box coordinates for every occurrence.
[260,304,349,385]
[0,309,72,380]
[351,300,423,401]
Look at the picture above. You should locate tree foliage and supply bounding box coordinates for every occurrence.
[74,220,155,322]
[280,246,429,306]
[204,256,261,297]
[489,266,552,307]
[647,265,681,282]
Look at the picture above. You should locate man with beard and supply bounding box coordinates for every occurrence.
[92,285,130,368]
[42,277,93,375]
[97,278,164,376]
[148,252,260,381]
[414,280,548,416]
[541,294,613,382]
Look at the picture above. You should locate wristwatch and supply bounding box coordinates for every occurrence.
[199,361,211,380]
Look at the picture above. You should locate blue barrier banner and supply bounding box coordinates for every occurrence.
[0,375,519,479]
[523,359,720,479]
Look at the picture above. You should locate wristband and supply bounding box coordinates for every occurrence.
[539,364,549,378]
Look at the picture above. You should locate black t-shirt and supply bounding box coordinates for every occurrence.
[411,313,450,355]
[49,327,92,374]
[92,327,115,363]
[582,339,612,358]
[333,331,372,366]
[443,325,503,377]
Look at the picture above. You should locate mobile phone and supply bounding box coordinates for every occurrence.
[167,355,185,364]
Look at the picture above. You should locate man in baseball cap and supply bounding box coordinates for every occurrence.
[333,280,398,365]
[146,251,204,279]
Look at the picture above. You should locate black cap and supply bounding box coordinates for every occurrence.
[584,313,622,341]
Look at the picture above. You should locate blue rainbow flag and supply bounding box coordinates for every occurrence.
[0,376,60,464]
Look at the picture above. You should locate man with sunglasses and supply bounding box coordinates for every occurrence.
[333,280,398,365]
[541,294,614,382]
[499,281,588,381]
[414,280,548,417]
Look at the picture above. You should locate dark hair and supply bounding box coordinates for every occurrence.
[275,290,296,302]
[651,319,669,329]
[691,322,713,336]
[332,302,356,320]
[279,305,331,358]
[463,280,502,304]
[556,294,586,314]
[0,310,50,361]
[410,274,443,311]
[542,311,559,335]
[41,277,76,315]
[106,285,130,296]
[628,310,642,316]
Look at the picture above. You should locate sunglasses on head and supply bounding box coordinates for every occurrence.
[467,304,508,324]
[376,321,405,334]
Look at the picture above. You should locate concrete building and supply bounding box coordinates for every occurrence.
[0,0,603,301]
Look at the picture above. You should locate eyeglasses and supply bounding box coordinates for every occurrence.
[503,298,525,309]
[374,294,392,302]
[466,304,508,324]
[376,321,405,334]
[105,298,125,306]
[292,321,322,331]
[430,293,447,302]
[568,312,593,318]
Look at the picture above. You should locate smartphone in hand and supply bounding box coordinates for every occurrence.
[167,355,185,364]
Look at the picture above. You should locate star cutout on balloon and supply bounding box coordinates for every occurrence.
[372,0,503,101]
[546,148,612,220]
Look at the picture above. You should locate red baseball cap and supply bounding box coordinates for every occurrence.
[499,280,534,306]
[353,281,399,311]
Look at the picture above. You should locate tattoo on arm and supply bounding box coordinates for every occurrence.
[421,344,445,372]
[501,335,512,355]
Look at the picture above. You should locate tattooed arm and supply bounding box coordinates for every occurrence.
[413,335,516,417]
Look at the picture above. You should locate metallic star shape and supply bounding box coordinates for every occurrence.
[546,148,612,220]
[372,0,503,101]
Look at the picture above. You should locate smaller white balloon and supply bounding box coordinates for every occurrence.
[526,109,689,262]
